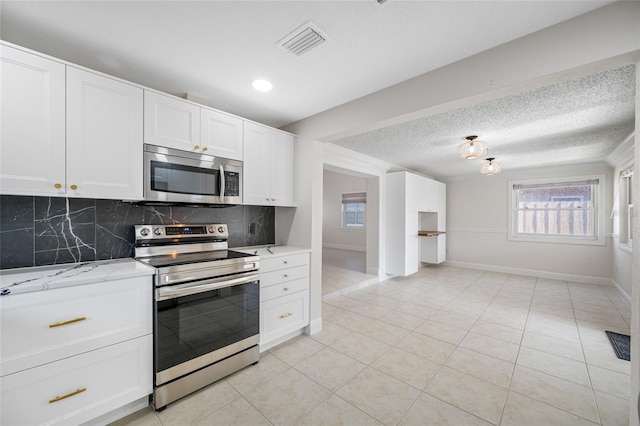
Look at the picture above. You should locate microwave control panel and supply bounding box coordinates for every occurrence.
[224,171,240,196]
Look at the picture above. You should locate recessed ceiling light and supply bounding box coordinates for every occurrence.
[252,79,273,92]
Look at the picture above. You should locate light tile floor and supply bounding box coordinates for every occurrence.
[113,264,632,426]
[322,247,378,297]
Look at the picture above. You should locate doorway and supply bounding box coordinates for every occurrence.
[322,166,379,298]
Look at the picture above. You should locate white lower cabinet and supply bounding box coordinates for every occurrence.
[0,276,153,425]
[259,252,310,349]
[1,336,152,426]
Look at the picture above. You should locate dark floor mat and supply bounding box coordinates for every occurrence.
[605,330,630,361]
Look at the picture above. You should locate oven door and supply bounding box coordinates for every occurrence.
[154,272,259,386]
[144,144,242,205]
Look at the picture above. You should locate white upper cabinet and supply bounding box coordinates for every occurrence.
[201,109,243,160]
[66,67,143,200]
[144,91,200,152]
[0,45,66,196]
[144,91,244,160]
[0,45,143,200]
[243,122,295,206]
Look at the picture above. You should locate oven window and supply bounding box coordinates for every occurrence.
[151,161,220,196]
[155,281,259,373]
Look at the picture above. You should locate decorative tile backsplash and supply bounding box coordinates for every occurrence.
[0,195,275,269]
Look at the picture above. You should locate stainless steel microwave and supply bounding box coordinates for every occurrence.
[143,144,242,205]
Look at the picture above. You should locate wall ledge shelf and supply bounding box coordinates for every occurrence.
[418,230,445,237]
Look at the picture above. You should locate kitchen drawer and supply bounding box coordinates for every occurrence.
[0,335,152,426]
[261,277,308,302]
[260,290,309,345]
[260,265,308,288]
[260,253,309,272]
[1,276,152,376]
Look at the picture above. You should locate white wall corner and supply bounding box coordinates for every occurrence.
[611,279,632,306]
[305,318,323,335]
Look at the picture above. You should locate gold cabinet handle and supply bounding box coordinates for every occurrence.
[194,145,200,150]
[283,287,289,291]
[283,260,288,264]
[202,146,208,152]
[54,183,62,189]
[283,274,289,278]
[70,184,78,190]
[49,387,86,404]
[49,317,86,328]
[280,312,293,319]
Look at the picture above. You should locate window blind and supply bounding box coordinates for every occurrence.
[342,192,367,204]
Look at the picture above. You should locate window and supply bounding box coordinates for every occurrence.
[341,192,366,229]
[508,175,605,245]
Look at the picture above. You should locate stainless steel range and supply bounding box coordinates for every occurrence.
[134,223,260,410]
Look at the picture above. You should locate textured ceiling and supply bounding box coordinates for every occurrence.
[331,65,636,179]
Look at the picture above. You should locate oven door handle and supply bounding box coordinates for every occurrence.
[157,273,259,301]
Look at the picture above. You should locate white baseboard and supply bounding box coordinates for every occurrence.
[366,266,379,275]
[611,280,632,306]
[444,260,613,286]
[259,329,304,352]
[306,318,323,335]
[322,243,366,252]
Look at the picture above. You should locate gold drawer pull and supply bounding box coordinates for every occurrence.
[49,317,86,328]
[49,387,86,404]
[194,145,200,150]
[70,184,78,190]
[202,146,208,152]
[283,260,288,264]
[283,274,289,278]
[283,287,289,291]
[54,183,62,189]
[280,312,293,319]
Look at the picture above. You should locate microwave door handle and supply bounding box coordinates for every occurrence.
[219,164,225,197]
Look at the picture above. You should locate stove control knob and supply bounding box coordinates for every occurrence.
[208,227,214,233]
[153,228,162,236]
[218,226,225,233]
[140,227,150,236]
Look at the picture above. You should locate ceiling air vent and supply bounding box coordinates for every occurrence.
[277,21,328,57]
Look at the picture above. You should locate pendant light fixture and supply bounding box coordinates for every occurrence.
[480,157,502,175]
[457,135,488,160]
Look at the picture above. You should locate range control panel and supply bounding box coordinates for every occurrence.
[134,224,229,240]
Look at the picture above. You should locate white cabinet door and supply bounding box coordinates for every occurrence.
[243,121,295,206]
[1,336,152,426]
[144,91,200,152]
[243,122,272,205]
[67,68,143,200]
[270,131,295,206]
[201,108,243,160]
[0,45,66,196]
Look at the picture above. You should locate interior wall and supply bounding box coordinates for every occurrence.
[445,162,615,282]
[281,3,639,341]
[322,170,367,251]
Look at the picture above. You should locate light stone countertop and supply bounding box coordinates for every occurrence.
[0,259,155,296]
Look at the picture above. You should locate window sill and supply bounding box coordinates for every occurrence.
[507,234,605,246]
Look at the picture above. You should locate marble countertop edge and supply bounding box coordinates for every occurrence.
[0,258,155,296]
